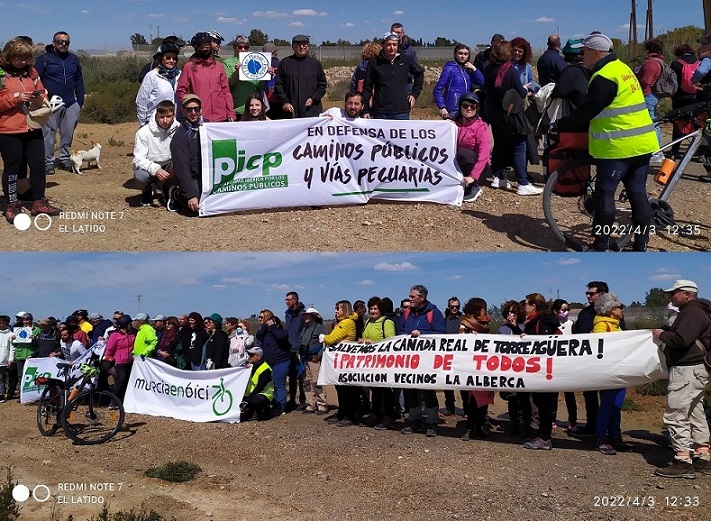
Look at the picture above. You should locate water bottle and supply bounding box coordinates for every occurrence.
[654,158,674,185]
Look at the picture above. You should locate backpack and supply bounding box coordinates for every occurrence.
[402,307,434,326]
[651,58,678,98]
[677,58,700,94]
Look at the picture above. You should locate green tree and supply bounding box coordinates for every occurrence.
[249,29,268,46]
[434,36,453,47]
[644,287,668,307]
[150,37,163,47]
[273,38,290,46]
[130,33,148,49]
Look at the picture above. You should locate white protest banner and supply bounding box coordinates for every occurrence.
[238,51,271,81]
[124,358,250,423]
[199,117,463,216]
[20,357,63,403]
[20,342,106,404]
[318,331,667,392]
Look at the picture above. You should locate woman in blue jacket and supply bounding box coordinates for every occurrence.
[433,44,484,119]
[255,309,291,414]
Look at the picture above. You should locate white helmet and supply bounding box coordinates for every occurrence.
[49,95,65,113]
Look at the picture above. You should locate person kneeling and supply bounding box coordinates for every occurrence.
[132,100,179,207]
[240,346,275,421]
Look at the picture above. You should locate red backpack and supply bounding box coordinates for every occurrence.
[677,58,700,94]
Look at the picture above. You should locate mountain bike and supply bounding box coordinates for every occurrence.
[35,353,125,445]
[542,102,711,251]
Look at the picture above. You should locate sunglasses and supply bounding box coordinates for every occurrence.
[585,291,598,296]
[183,106,201,113]
[449,305,460,310]
[55,40,70,46]
[236,45,249,50]
[461,103,477,110]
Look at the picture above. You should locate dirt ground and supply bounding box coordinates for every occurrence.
[1,389,707,521]
[0,116,708,253]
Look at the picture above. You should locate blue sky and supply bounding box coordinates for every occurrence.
[0,0,702,52]
[3,252,709,320]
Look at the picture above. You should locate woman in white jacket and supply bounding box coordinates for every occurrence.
[132,100,180,206]
[136,43,181,126]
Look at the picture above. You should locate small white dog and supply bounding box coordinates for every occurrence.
[69,142,102,174]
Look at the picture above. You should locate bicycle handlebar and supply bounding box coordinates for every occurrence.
[654,101,711,124]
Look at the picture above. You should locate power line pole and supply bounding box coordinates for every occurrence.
[137,294,142,313]
[644,0,654,41]
[705,0,711,33]
[629,0,638,57]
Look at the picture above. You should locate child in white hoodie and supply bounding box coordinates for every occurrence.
[0,315,13,402]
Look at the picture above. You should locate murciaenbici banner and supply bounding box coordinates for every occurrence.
[198,116,463,216]
[124,358,250,423]
[318,331,668,392]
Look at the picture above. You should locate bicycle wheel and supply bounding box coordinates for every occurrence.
[60,390,124,445]
[543,160,634,251]
[36,385,64,436]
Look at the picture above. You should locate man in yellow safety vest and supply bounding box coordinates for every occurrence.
[555,33,658,251]
[240,346,275,421]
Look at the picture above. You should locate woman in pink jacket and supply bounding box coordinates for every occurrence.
[103,316,136,400]
[452,92,491,203]
[176,32,234,122]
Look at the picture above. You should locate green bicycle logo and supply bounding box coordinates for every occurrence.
[211,378,233,416]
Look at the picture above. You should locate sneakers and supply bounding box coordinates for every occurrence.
[400,426,415,434]
[31,198,62,216]
[571,424,596,438]
[523,437,552,450]
[44,162,55,175]
[59,160,73,172]
[650,151,665,165]
[425,427,438,437]
[516,183,543,196]
[692,457,711,475]
[463,185,483,202]
[373,419,392,431]
[490,177,508,189]
[596,440,617,455]
[4,201,23,224]
[654,459,696,479]
[610,437,635,452]
[336,419,353,427]
[166,186,178,212]
[141,187,154,207]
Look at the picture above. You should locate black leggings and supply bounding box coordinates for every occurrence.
[0,130,45,203]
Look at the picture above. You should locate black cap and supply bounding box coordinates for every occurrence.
[292,34,310,43]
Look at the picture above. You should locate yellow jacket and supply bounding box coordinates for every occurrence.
[593,315,621,333]
[324,313,358,345]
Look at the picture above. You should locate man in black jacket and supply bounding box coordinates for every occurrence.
[169,94,203,214]
[536,34,567,86]
[274,34,327,118]
[362,32,423,120]
[653,279,711,478]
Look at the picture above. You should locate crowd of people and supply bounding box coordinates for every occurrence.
[2,25,710,242]
[1,280,709,479]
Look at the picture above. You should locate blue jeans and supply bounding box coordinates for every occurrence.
[491,123,530,185]
[596,388,626,439]
[644,93,662,148]
[271,360,290,411]
[373,112,409,120]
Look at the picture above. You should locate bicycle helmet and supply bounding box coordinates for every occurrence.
[49,95,65,113]
[207,30,224,43]
[458,92,480,110]
[649,198,675,227]
[154,42,180,58]
[190,32,213,48]
[80,363,100,377]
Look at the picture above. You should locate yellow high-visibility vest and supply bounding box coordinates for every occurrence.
[245,360,275,402]
[588,59,659,159]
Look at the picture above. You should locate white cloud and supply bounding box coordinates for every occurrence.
[220,277,253,285]
[374,262,418,272]
[288,21,305,27]
[618,23,644,31]
[217,16,246,24]
[212,284,228,289]
[342,22,355,28]
[147,13,164,18]
[446,275,462,280]
[358,279,376,285]
[293,9,328,17]
[80,9,90,14]
[535,16,555,23]
[253,10,289,18]
[16,4,50,14]
[268,283,291,291]
[555,258,581,266]
[393,10,404,15]
[650,273,680,281]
